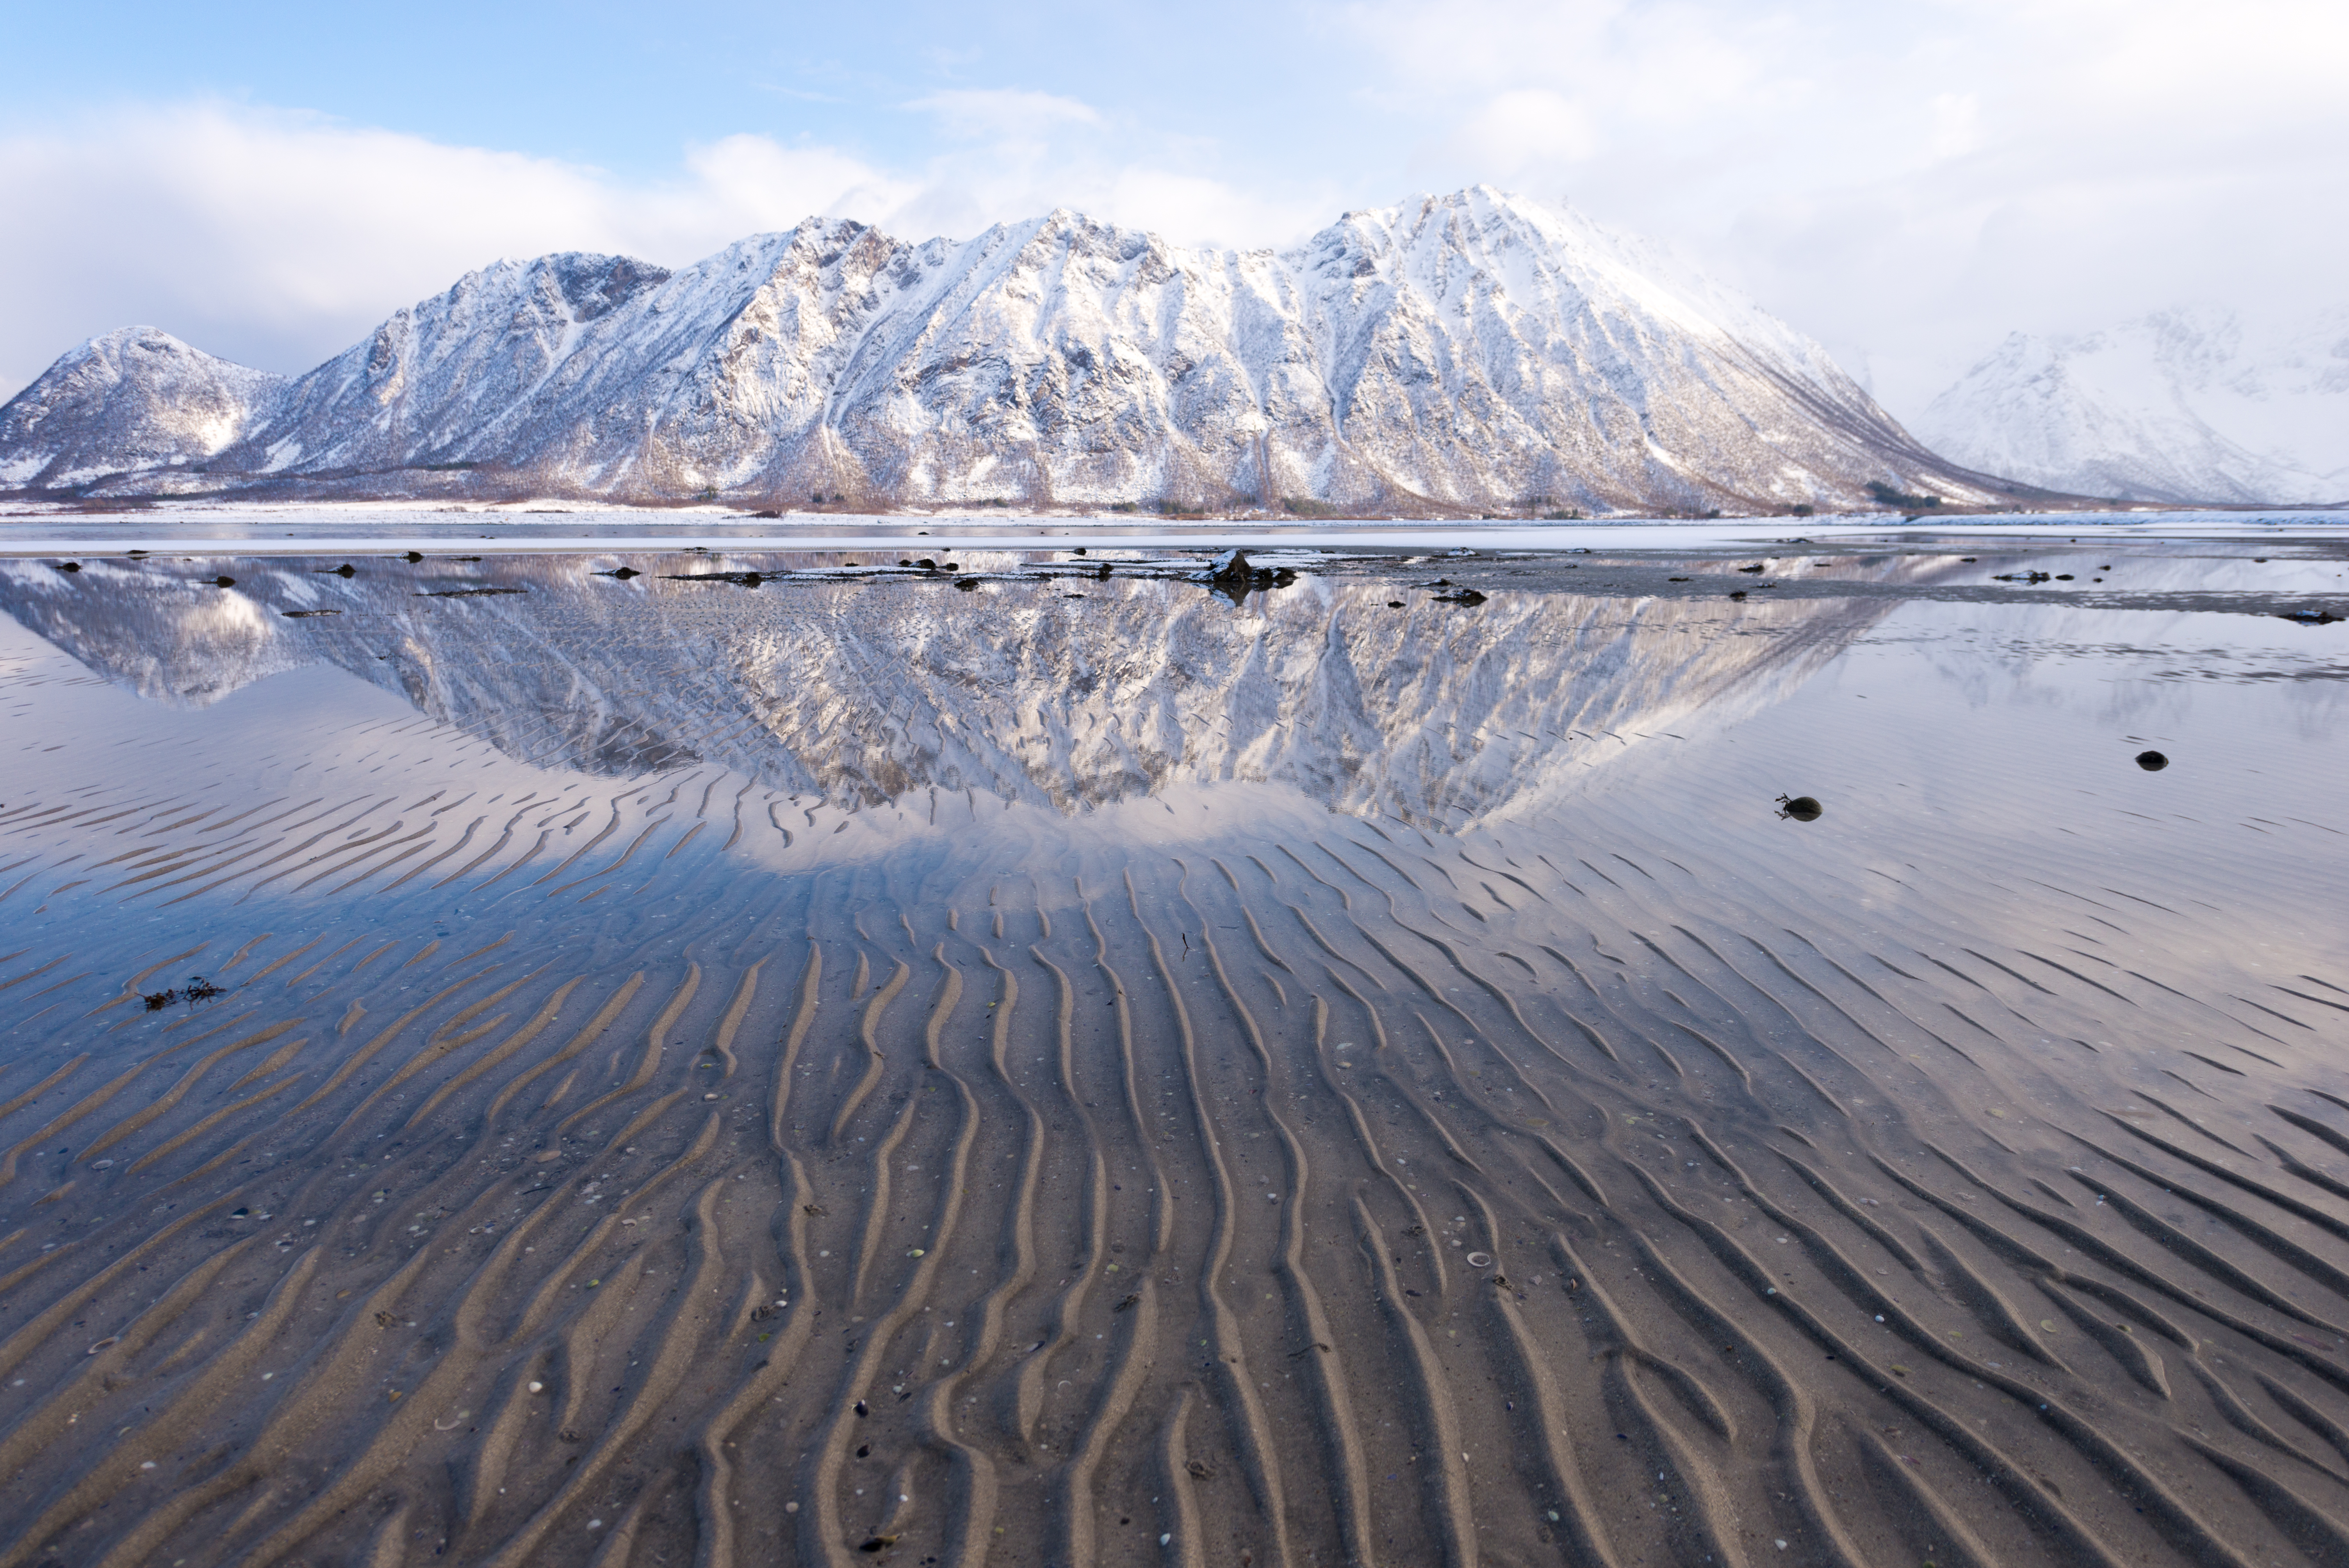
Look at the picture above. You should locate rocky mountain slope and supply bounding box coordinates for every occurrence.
[1912,308,2349,506]
[1,188,2006,513]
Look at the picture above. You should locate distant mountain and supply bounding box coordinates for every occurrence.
[1912,308,2349,506]
[0,188,2005,514]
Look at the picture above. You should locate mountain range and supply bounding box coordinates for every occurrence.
[0,188,2009,515]
[1912,308,2349,506]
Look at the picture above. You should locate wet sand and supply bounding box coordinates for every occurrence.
[1,540,2347,1567]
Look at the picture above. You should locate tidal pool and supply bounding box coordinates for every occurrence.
[0,536,2345,1568]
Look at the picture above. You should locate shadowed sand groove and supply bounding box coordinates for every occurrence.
[1,542,2347,1565]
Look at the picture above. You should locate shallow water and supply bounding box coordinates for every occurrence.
[1,542,2346,1568]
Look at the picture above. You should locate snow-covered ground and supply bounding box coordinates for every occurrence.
[0,501,2339,559]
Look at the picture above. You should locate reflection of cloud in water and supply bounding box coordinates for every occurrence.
[0,554,1896,826]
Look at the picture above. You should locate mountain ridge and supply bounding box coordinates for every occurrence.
[2,187,2017,514]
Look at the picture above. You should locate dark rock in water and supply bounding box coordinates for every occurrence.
[1210,548,1264,583]
[954,577,981,591]
[331,563,356,577]
[1095,562,1111,580]
[56,561,80,572]
[2279,608,2343,625]
[282,608,342,618]
[917,557,937,570]
[404,550,424,562]
[1387,600,1405,608]
[663,570,764,586]
[213,575,236,588]
[1777,794,1823,821]
[1207,547,1293,602]
[1728,589,1747,600]
[1737,563,1765,574]
[1991,571,2052,584]
[596,566,641,579]
[1432,588,1487,606]
[2135,750,2169,771]
[2054,573,2073,581]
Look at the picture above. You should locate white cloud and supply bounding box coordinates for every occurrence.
[0,103,918,396]
[1926,93,1982,161]
[1451,91,1601,167]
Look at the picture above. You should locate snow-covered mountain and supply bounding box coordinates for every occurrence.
[0,188,2003,513]
[0,327,292,491]
[1912,308,2349,506]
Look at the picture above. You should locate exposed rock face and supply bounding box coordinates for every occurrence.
[2,189,2004,513]
[1914,308,2349,505]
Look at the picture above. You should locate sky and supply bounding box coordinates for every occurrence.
[2,0,2344,419]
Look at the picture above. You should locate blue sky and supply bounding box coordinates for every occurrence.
[4,0,2344,414]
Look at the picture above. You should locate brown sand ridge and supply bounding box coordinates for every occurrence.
[0,539,2345,1566]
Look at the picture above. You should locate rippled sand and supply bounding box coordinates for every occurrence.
[1,538,2345,1568]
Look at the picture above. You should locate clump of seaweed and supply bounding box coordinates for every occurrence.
[143,974,226,1012]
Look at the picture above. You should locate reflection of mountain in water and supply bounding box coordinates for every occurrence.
[0,554,1895,825]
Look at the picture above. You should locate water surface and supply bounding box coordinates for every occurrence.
[1,540,2346,1568]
